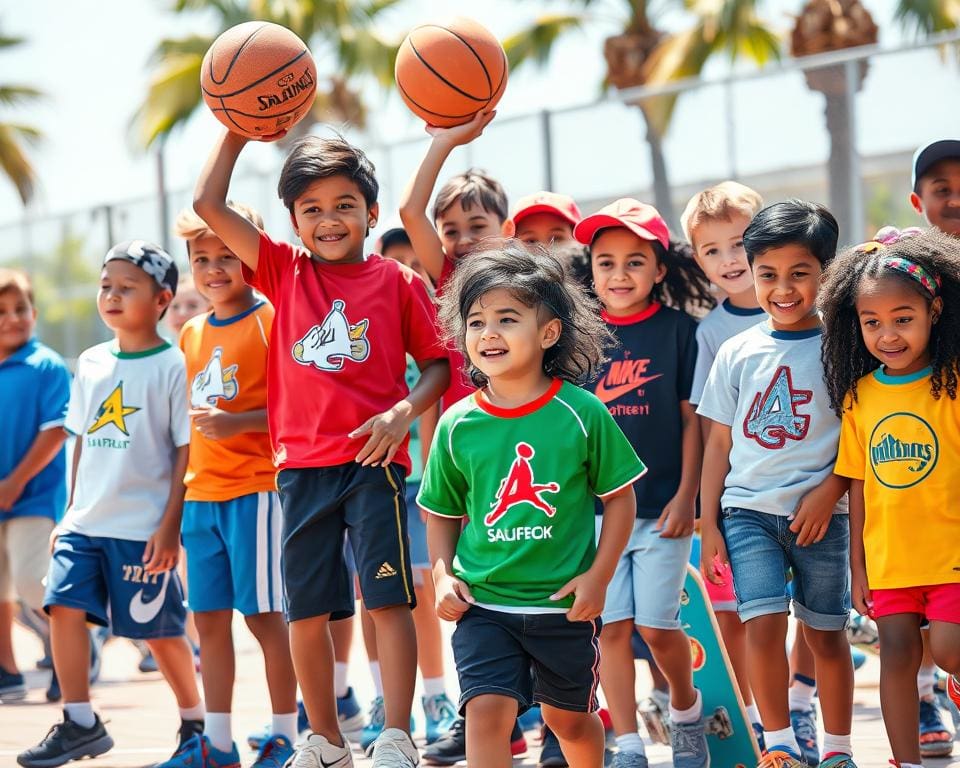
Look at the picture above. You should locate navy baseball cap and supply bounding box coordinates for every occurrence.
[104,240,178,295]
[912,139,960,192]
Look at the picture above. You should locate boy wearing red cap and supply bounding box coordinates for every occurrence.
[507,192,581,246]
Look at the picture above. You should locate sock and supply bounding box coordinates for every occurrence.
[670,689,703,724]
[422,677,446,697]
[204,712,232,753]
[369,661,383,697]
[64,702,95,729]
[918,666,936,700]
[745,703,762,726]
[763,726,800,756]
[273,712,299,743]
[901,763,923,768]
[615,732,646,755]
[789,675,816,712]
[334,661,349,699]
[180,702,205,722]
[821,732,852,758]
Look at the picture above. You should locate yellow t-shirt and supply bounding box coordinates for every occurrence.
[179,301,276,501]
[835,366,960,589]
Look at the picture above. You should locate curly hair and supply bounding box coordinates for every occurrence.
[438,238,613,388]
[819,227,960,415]
[653,238,716,317]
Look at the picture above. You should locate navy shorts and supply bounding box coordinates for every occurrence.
[278,463,416,622]
[452,605,602,715]
[44,532,186,639]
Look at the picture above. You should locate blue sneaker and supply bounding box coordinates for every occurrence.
[919,697,953,758]
[0,665,26,701]
[518,705,544,732]
[155,733,240,768]
[361,695,385,752]
[297,699,309,734]
[422,692,458,744]
[610,751,649,768]
[251,735,294,768]
[818,754,857,768]
[670,715,709,768]
[790,708,820,766]
[752,721,766,752]
[338,687,365,739]
[850,647,867,671]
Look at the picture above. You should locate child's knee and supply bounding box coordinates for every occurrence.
[802,626,849,658]
[542,705,598,740]
[599,619,632,643]
[244,610,287,639]
[637,625,681,649]
[465,694,517,734]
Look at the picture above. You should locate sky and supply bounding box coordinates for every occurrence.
[1,0,954,246]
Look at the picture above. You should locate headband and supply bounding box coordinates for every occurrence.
[855,226,940,297]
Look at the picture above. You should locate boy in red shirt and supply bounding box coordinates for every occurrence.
[195,131,449,768]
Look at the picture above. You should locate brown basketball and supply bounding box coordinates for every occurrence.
[200,21,317,139]
[395,18,508,127]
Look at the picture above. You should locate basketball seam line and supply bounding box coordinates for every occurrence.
[414,24,499,96]
[207,23,268,87]
[203,48,311,99]
[396,80,487,120]
[407,40,491,102]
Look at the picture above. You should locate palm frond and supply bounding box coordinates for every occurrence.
[0,122,37,204]
[894,0,960,36]
[132,50,205,148]
[0,85,44,106]
[335,26,400,86]
[503,14,587,71]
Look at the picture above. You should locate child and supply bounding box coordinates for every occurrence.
[820,226,960,768]
[167,274,212,337]
[194,130,449,768]
[420,240,645,768]
[910,139,960,238]
[18,241,203,768]
[161,205,299,768]
[574,198,710,768]
[0,269,70,701]
[508,191,581,247]
[698,201,856,768]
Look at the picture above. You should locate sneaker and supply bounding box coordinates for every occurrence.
[339,688,366,739]
[818,754,857,768]
[610,751,649,768]
[362,696,387,752]
[288,732,353,768]
[790,708,820,767]
[45,667,60,703]
[423,693,458,745]
[539,725,566,767]
[17,712,114,767]
[138,649,159,673]
[519,705,544,732]
[758,749,806,768]
[371,728,420,767]
[850,647,867,671]
[670,716,709,768]
[751,722,766,753]
[0,665,27,701]
[845,614,878,648]
[154,734,240,768]
[252,735,295,768]
[178,719,205,750]
[919,698,953,758]
[422,718,464,765]
[511,721,528,757]
[87,629,102,686]
[247,700,310,751]
[36,653,53,670]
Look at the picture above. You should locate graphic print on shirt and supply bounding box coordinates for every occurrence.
[743,365,812,449]
[595,350,663,419]
[292,299,370,371]
[868,412,939,489]
[190,347,238,408]
[486,443,559,543]
[88,382,139,436]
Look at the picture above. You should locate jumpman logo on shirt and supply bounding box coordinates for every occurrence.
[485,442,560,527]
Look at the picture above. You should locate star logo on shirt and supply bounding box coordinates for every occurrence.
[88,382,140,436]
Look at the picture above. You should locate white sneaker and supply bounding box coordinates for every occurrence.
[287,732,354,767]
[371,727,420,767]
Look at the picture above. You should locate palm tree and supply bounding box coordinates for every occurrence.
[133,0,400,149]
[505,1,780,228]
[0,28,43,205]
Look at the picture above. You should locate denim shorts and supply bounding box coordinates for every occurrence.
[720,507,850,630]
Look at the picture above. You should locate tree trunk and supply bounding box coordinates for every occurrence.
[639,104,677,231]
[814,64,859,244]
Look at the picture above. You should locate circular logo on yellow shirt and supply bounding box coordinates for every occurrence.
[868,412,938,489]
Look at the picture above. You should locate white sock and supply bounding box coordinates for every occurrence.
[788,680,816,712]
[902,763,923,768]
[422,677,446,697]
[204,712,233,753]
[64,702,95,729]
[745,703,762,726]
[918,666,936,700]
[273,712,299,742]
[334,661,350,699]
[180,702,205,721]
[615,732,646,755]
[370,661,383,697]
[821,732,852,757]
[764,726,800,756]
[670,689,703,724]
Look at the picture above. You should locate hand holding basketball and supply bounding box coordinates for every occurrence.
[425,109,496,141]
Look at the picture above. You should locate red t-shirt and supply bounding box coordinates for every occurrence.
[436,257,475,410]
[244,232,443,472]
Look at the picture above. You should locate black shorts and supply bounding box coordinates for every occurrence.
[452,605,602,714]
[278,463,416,622]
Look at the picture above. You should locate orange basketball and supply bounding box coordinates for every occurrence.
[200,21,317,140]
[395,18,508,127]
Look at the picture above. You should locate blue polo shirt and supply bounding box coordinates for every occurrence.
[0,339,70,522]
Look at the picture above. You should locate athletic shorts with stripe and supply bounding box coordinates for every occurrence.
[277,463,416,622]
[181,491,283,616]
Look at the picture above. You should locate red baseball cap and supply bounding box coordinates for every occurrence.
[574,198,670,249]
[511,191,582,227]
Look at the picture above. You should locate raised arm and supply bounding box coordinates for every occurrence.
[194,130,262,272]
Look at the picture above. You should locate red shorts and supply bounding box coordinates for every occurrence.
[871,583,960,623]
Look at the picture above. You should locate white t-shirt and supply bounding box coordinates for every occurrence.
[690,299,766,406]
[696,323,846,517]
[62,341,190,541]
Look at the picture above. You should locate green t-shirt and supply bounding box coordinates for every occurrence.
[418,379,646,610]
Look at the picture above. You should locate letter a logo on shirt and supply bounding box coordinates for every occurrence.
[485,443,560,526]
[88,382,140,436]
[292,299,370,372]
[743,365,812,449]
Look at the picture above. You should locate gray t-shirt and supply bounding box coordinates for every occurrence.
[690,299,766,406]
[696,323,846,517]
